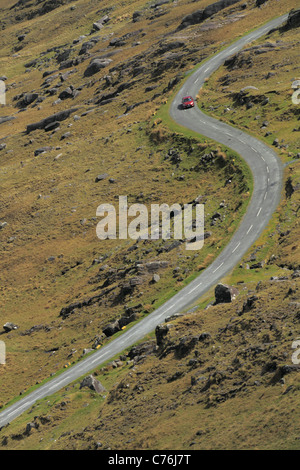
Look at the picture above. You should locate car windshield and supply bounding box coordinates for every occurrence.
[183,98,191,102]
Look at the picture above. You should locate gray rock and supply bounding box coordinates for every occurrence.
[165,313,184,322]
[240,86,259,92]
[58,86,78,100]
[214,283,238,304]
[92,15,110,31]
[26,108,78,133]
[24,422,38,436]
[178,0,241,30]
[73,35,86,45]
[59,59,75,70]
[84,58,112,77]
[155,324,169,347]
[250,261,265,269]
[79,375,106,394]
[256,0,268,6]
[118,312,138,329]
[103,321,120,337]
[34,146,53,156]
[239,295,258,315]
[60,132,71,140]
[286,8,300,29]
[266,72,275,79]
[151,0,170,7]
[199,332,211,341]
[92,22,104,32]
[79,37,100,55]
[3,322,18,332]
[95,173,108,182]
[0,116,15,125]
[44,121,60,132]
[109,37,126,47]
[56,49,72,65]
[16,92,39,108]
[133,11,142,22]
[145,261,169,271]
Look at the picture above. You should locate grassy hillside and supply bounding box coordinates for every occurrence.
[0,0,299,450]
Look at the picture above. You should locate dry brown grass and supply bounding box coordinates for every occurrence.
[0,0,299,450]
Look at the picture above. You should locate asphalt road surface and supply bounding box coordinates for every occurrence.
[0,13,288,429]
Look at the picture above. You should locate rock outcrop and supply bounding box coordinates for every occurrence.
[214,283,239,304]
[79,375,106,394]
[26,108,78,133]
[286,8,300,29]
[3,322,18,332]
[178,0,241,30]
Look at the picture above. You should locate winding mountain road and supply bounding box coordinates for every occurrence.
[0,13,288,429]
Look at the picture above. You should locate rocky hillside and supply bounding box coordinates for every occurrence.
[0,0,299,450]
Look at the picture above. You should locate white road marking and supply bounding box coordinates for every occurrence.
[164,304,176,313]
[264,192,268,201]
[257,207,262,217]
[232,242,241,254]
[213,262,224,274]
[247,225,253,235]
[189,282,202,294]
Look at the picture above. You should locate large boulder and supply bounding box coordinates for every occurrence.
[155,324,170,347]
[118,312,138,329]
[214,283,239,304]
[178,0,241,30]
[92,15,110,31]
[3,322,18,332]
[79,375,106,394]
[256,0,268,6]
[84,58,112,77]
[16,92,39,108]
[56,49,72,65]
[103,321,120,337]
[128,341,155,360]
[286,8,300,29]
[58,86,78,100]
[24,422,39,436]
[26,108,78,133]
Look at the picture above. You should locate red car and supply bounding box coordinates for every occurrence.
[182,96,195,109]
